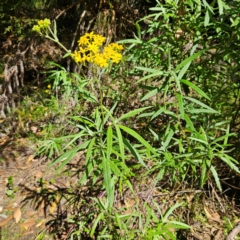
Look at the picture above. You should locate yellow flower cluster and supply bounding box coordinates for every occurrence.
[32,18,51,33]
[71,32,123,68]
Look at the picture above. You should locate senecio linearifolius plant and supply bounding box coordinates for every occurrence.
[32,5,240,237]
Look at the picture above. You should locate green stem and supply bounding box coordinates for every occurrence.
[44,27,70,54]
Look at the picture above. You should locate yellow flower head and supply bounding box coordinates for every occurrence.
[38,18,51,29]
[72,32,123,68]
[33,18,51,33]
[32,25,41,33]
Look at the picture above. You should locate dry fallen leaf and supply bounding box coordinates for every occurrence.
[5,201,17,210]
[26,211,38,217]
[22,230,35,236]
[36,219,47,228]
[233,219,240,225]
[0,215,13,227]
[124,199,135,208]
[30,126,38,133]
[19,218,35,230]
[25,155,34,164]
[211,212,221,223]
[13,207,22,223]
[214,229,223,240]
[204,206,221,223]
[49,195,59,214]
[35,171,43,179]
[204,206,212,219]
[39,199,46,217]
[20,164,33,170]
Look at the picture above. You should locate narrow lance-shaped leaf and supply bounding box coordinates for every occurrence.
[141,88,159,101]
[135,66,160,73]
[176,50,205,80]
[200,159,207,188]
[136,22,141,39]
[116,107,152,123]
[102,102,118,126]
[107,126,113,160]
[137,71,165,83]
[162,202,184,223]
[184,96,219,113]
[217,0,223,15]
[210,166,222,191]
[118,124,156,155]
[115,125,125,162]
[180,79,210,100]
[204,9,210,27]
[85,137,96,164]
[102,150,114,207]
[177,93,184,119]
[163,126,174,149]
[184,113,196,132]
[122,135,147,167]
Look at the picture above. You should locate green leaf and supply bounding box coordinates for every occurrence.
[122,136,147,167]
[217,0,223,15]
[204,9,210,27]
[202,0,214,13]
[219,154,240,173]
[86,137,96,164]
[102,151,114,207]
[63,51,72,58]
[141,88,159,101]
[200,160,207,188]
[177,93,184,118]
[165,221,190,229]
[188,137,208,145]
[116,107,151,123]
[150,108,165,121]
[107,126,113,160]
[102,102,118,126]
[163,125,174,149]
[117,39,142,44]
[188,109,217,114]
[90,212,104,237]
[184,96,219,114]
[211,133,235,145]
[175,50,205,73]
[48,140,90,169]
[210,166,222,191]
[115,125,125,162]
[135,66,160,73]
[180,79,210,100]
[118,124,156,155]
[162,202,184,222]
[137,71,165,83]
[136,22,141,39]
[80,158,96,185]
[184,113,196,132]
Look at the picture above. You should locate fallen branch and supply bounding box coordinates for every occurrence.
[226,222,240,240]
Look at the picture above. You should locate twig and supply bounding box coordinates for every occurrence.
[54,0,84,20]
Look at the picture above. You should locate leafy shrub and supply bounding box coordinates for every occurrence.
[34,0,240,238]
